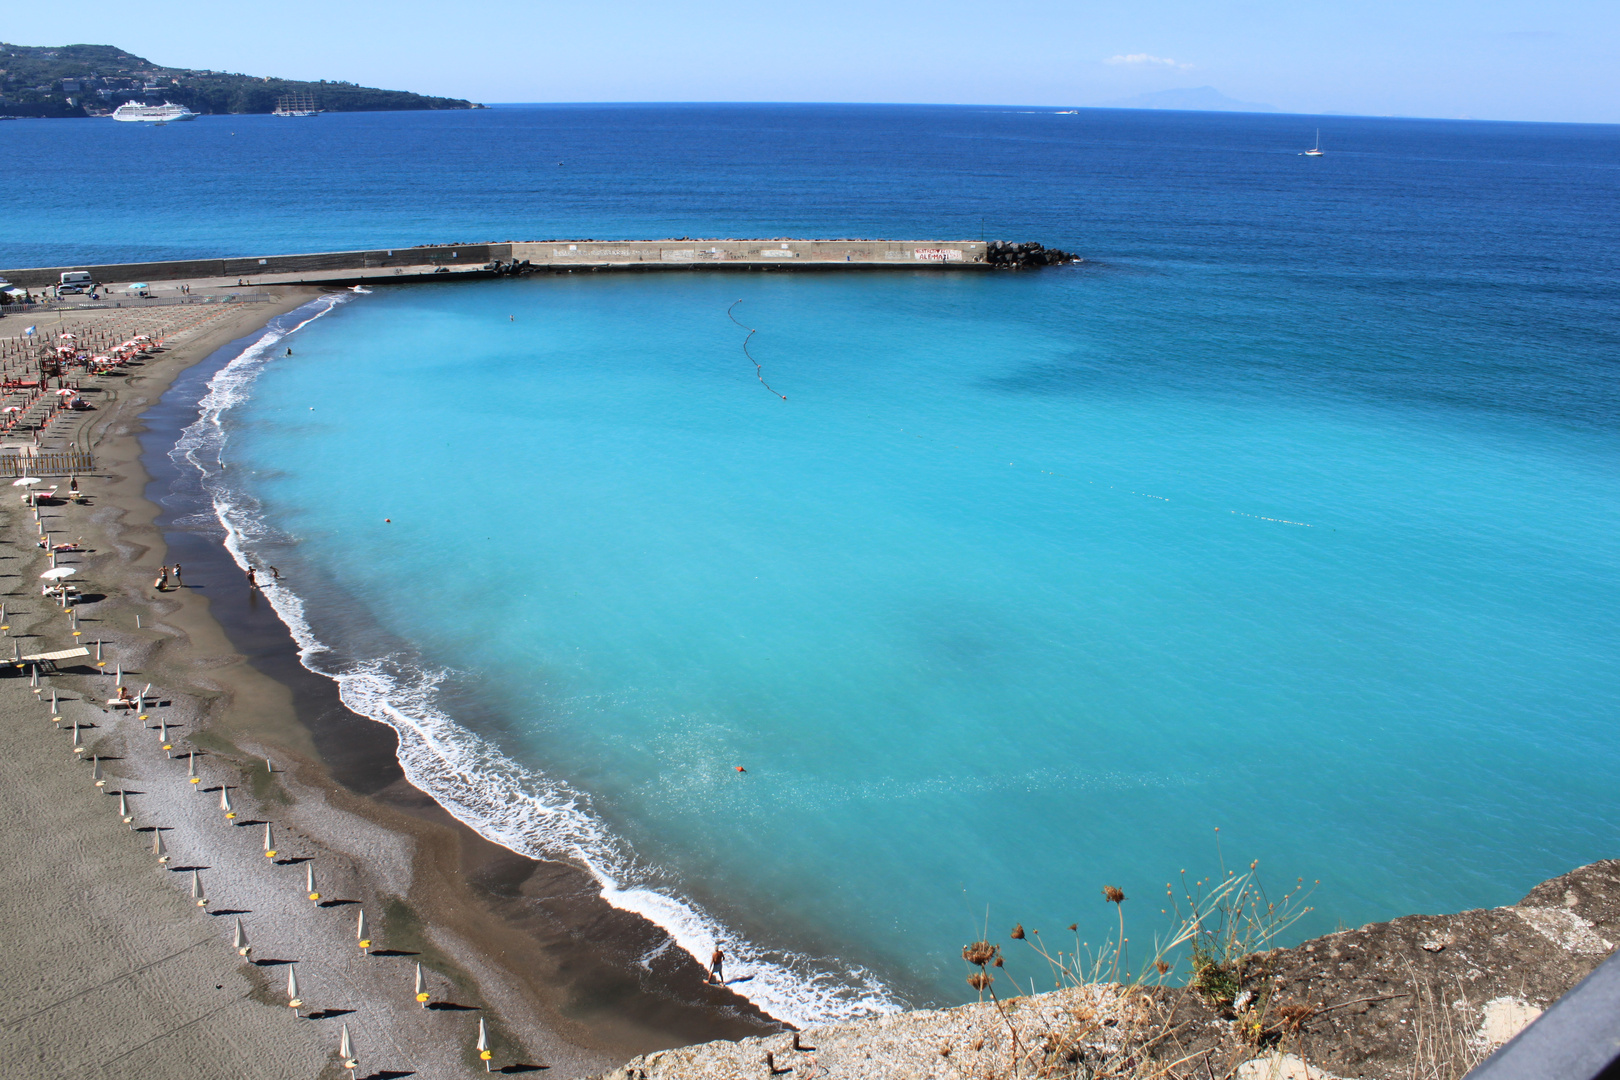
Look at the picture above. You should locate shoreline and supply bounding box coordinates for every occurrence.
[0,287,778,1079]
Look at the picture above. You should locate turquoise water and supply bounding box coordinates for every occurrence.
[196,264,1620,1021]
[56,105,1610,1023]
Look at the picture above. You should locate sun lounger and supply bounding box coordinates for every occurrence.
[19,646,90,674]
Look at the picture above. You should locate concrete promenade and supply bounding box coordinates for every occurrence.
[1,239,992,291]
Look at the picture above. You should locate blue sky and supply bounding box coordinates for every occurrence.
[8,1,1618,123]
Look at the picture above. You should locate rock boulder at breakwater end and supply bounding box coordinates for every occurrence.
[597,860,1620,1080]
[987,239,1082,267]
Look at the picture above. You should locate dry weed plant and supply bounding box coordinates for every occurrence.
[1404,962,1488,1080]
[958,843,1319,1079]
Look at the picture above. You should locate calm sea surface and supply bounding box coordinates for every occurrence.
[6,105,1620,1023]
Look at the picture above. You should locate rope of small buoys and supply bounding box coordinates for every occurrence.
[726,301,786,401]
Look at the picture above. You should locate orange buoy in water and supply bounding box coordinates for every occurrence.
[734,766,746,773]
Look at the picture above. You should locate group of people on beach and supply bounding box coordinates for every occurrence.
[153,563,182,591]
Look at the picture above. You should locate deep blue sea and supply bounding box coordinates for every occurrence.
[6,105,1620,1025]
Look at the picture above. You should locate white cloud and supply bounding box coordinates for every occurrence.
[1106,53,1193,70]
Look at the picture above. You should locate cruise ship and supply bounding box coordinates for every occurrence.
[111,100,198,123]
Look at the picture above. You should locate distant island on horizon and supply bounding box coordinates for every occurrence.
[0,43,479,117]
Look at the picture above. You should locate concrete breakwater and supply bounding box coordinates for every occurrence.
[0,238,1078,291]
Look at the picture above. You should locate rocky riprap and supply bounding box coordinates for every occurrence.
[986,240,1082,267]
[598,860,1619,1080]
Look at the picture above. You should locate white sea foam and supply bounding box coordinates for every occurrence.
[168,295,902,1029]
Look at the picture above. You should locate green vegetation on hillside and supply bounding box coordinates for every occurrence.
[0,43,479,117]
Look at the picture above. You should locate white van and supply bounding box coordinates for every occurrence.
[59,271,94,294]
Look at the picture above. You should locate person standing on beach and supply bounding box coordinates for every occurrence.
[246,566,257,590]
[172,563,183,587]
[154,565,168,591]
[708,947,724,984]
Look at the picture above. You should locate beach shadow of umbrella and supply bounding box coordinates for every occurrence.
[425,1001,479,1012]
[275,856,312,866]
[359,1071,415,1080]
[252,958,295,967]
[318,898,360,908]
[499,1067,550,1074]
[307,1008,354,1020]
[208,908,251,917]
[365,949,419,958]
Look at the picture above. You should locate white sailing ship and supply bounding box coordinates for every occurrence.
[111,100,197,123]
[273,92,321,117]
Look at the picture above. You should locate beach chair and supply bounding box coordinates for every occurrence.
[20,646,89,675]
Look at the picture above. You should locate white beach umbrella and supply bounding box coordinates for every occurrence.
[191,869,207,907]
[233,917,251,956]
[287,964,303,1014]
[263,822,276,858]
[220,785,234,818]
[118,789,133,826]
[356,908,370,950]
[91,756,104,786]
[71,722,83,752]
[41,566,76,580]
[339,1024,357,1075]
[11,476,40,486]
[477,1016,492,1070]
[414,962,428,1006]
[306,862,320,903]
[186,750,198,789]
[153,830,168,863]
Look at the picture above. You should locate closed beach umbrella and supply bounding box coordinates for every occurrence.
[477,1016,492,1070]
[191,869,207,907]
[71,722,83,752]
[339,1024,357,1076]
[414,962,429,1006]
[118,789,132,826]
[220,786,234,819]
[187,751,200,789]
[91,756,104,786]
[263,822,276,858]
[356,908,370,950]
[287,964,303,1015]
[233,917,251,956]
[306,863,320,903]
[153,830,168,863]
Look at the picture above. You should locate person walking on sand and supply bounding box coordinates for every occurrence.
[708,947,724,985]
[268,566,281,580]
[246,566,258,591]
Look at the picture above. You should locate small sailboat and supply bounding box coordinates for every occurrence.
[1304,129,1324,156]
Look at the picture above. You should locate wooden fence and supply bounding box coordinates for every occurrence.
[0,451,95,477]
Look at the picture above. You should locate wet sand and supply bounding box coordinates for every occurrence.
[0,289,778,1079]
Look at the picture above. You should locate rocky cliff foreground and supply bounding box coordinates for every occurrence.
[600,860,1619,1080]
